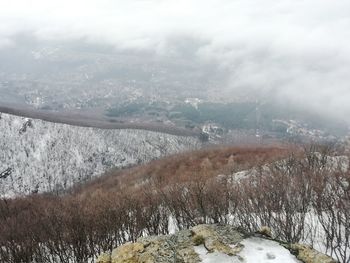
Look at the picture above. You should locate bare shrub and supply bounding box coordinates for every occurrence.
[1,145,349,262]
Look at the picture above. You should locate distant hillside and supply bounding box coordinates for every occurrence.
[76,145,289,195]
[0,103,201,137]
[0,112,199,197]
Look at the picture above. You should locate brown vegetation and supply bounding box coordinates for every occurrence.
[0,145,349,263]
[76,145,291,194]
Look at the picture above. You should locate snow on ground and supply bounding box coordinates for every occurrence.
[239,237,301,263]
[194,237,301,263]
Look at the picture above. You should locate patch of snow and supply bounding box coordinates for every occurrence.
[194,237,301,263]
[195,245,241,263]
[168,216,178,235]
[238,237,301,263]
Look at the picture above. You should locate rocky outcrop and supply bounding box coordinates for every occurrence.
[96,224,337,263]
[190,224,244,256]
[284,243,337,263]
[96,253,111,263]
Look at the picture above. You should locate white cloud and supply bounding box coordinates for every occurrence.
[1,0,350,120]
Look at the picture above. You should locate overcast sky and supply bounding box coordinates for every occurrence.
[1,0,350,121]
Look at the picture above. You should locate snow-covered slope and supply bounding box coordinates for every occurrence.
[0,113,199,197]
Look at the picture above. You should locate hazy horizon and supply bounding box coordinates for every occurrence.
[0,0,350,124]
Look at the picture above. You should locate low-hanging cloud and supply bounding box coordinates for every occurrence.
[1,0,350,122]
